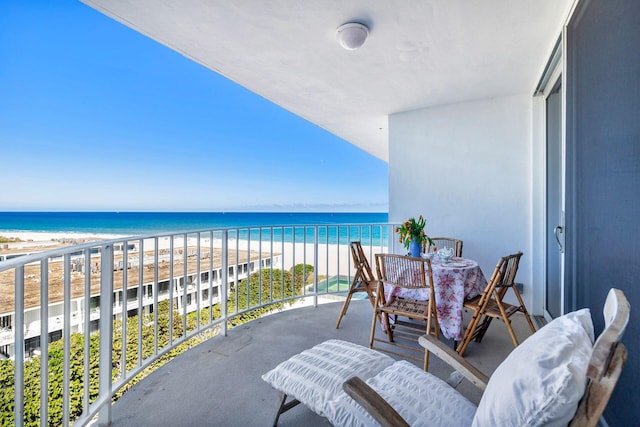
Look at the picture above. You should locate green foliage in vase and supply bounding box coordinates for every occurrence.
[395,215,434,250]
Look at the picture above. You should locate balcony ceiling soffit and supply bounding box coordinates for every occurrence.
[82,0,572,161]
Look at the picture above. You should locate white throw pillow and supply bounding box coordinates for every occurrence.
[326,360,477,427]
[472,308,594,427]
[261,339,394,417]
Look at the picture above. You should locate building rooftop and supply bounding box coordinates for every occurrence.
[0,245,272,313]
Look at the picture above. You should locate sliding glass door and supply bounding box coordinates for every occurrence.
[545,76,563,319]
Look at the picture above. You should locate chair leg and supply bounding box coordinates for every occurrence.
[335,286,356,329]
[512,287,537,334]
[522,311,537,334]
[503,318,520,347]
[370,286,392,349]
[364,282,377,310]
[384,313,395,342]
[457,332,472,356]
[427,300,440,341]
[458,308,483,356]
[272,392,300,426]
[336,268,365,329]
[369,310,393,349]
[369,312,392,346]
[423,320,437,371]
[473,316,493,343]
[492,299,521,348]
[369,305,380,349]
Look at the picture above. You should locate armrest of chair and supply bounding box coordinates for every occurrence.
[343,376,410,427]
[418,334,489,391]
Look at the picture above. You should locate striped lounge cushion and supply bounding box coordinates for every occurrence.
[326,360,477,427]
[261,339,395,417]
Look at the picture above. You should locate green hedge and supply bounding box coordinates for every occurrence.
[0,266,307,426]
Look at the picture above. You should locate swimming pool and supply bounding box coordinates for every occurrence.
[308,275,368,299]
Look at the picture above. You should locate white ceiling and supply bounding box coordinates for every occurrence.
[82,0,572,161]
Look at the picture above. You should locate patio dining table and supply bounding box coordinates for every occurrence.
[383,255,488,340]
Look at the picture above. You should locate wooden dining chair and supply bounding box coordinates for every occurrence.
[335,242,378,328]
[370,254,439,370]
[426,237,463,257]
[457,251,536,356]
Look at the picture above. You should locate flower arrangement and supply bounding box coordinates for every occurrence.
[395,215,434,251]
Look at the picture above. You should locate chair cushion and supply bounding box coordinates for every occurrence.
[326,360,477,427]
[472,309,595,427]
[261,339,394,417]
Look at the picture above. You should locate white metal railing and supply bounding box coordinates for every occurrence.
[0,223,397,426]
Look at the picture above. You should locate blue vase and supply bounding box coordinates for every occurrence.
[409,240,422,257]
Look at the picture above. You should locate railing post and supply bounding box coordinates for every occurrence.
[14,266,24,427]
[63,254,71,426]
[40,260,50,425]
[183,234,188,338]
[83,249,91,420]
[137,238,144,367]
[221,230,228,337]
[314,227,319,307]
[97,244,114,426]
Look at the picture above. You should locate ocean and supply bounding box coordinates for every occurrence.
[0,212,390,245]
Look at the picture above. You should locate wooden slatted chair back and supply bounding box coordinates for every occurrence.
[426,237,463,257]
[376,253,430,290]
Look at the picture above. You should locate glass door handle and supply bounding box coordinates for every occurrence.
[554,225,564,253]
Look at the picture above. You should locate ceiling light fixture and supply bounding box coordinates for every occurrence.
[336,22,369,50]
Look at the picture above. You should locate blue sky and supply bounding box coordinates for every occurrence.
[0,1,388,213]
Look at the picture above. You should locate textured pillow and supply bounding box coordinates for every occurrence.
[472,308,594,427]
[261,339,394,417]
[326,360,477,427]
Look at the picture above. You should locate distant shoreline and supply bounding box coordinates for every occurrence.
[0,211,389,237]
[1,231,127,243]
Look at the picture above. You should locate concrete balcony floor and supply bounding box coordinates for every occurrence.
[109,298,536,426]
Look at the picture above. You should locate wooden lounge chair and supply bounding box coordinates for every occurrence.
[335,242,378,329]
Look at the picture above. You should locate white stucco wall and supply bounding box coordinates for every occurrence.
[388,94,536,312]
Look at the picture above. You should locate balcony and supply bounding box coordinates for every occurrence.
[0,223,408,425]
[107,298,534,426]
[0,222,536,426]
[1,0,636,423]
